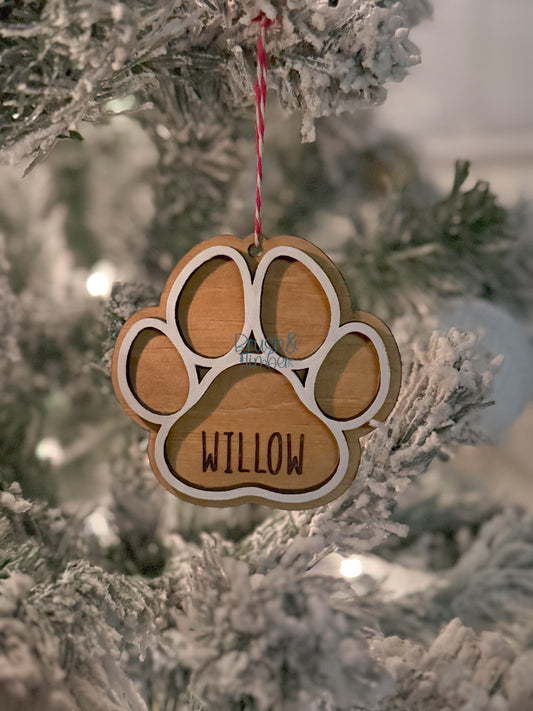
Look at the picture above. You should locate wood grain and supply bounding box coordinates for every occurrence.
[314,332,380,420]
[176,256,245,358]
[129,328,189,415]
[165,365,339,493]
[260,256,330,359]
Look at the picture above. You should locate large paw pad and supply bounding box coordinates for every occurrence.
[112,235,401,508]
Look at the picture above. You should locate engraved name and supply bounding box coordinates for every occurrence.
[202,432,304,475]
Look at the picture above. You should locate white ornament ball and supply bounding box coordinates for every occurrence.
[438,299,533,440]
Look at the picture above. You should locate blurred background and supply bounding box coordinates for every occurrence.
[376,0,533,511]
[377,0,533,204]
[1,0,532,527]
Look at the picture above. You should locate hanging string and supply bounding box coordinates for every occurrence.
[252,14,272,250]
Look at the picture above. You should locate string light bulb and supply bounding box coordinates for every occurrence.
[35,437,64,465]
[339,557,363,579]
[86,260,115,298]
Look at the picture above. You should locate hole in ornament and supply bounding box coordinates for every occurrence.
[248,243,263,258]
[294,369,308,385]
[195,365,210,382]
[243,332,261,354]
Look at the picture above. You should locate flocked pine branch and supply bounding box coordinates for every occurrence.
[172,546,394,711]
[332,491,533,650]
[0,0,432,267]
[430,507,533,646]
[261,117,533,320]
[372,617,533,711]
[0,0,431,167]
[0,482,89,581]
[0,323,502,711]
[0,562,155,711]
[339,160,533,318]
[0,482,163,711]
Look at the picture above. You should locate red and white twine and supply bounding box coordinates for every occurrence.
[253,15,272,250]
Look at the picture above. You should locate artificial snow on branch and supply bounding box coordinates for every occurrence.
[174,546,393,711]
[373,618,533,711]
[0,0,430,168]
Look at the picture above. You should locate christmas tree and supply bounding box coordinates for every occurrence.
[1,1,533,709]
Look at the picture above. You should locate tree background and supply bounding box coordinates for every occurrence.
[1,1,533,710]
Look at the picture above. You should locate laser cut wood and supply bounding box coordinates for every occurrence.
[112,234,401,508]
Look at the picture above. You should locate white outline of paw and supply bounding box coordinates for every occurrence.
[115,245,392,506]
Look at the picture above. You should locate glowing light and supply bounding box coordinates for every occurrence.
[340,557,363,579]
[86,261,115,298]
[156,123,171,140]
[105,95,136,113]
[86,510,109,537]
[86,272,110,297]
[85,509,117,547]
[35,437,64,465]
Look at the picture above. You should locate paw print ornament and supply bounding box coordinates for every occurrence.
[112,234,401,509]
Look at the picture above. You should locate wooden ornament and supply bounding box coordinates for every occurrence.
[112,234,401,509]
